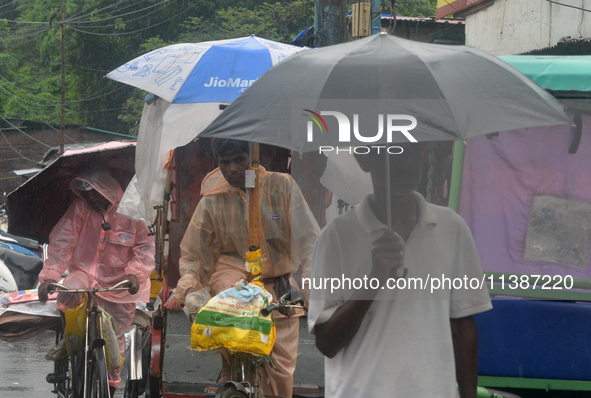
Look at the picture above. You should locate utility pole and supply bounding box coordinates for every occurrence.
[59,0,65,155]
[314,0,347,47]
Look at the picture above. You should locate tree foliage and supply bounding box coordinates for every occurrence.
[347,0,436,18]
[0,0,314,136]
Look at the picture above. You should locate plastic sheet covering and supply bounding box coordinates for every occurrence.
[0,290,60,342]
[459,112,591,276]
[117,100,226,224]
[0,290,59,317]
[0,245,43,290]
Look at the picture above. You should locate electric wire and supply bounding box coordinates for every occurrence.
[68,2,198,36]
[65,0,138,24]
[0,75,62,104]
[0,113,53,148]
[69,0,174,26]
[546,0,591,13]
[0,26,50,42]
[0,84,79,143]
[65,85,127,103]
[413,22,461,40]
[0,83,63,109]
[0,123,43,163]
[0,74,126,105]
[68,3,174,30]
[0,19,48,24]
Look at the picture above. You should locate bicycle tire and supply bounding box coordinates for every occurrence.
[219,386,248,398]
[124,379,139,398]
[87,347,109,398]
[70,351,84,398]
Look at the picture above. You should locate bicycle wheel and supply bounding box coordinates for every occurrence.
[86,347,109,398]
[70,351,85,398]
[124,379,139,398]
[219,386,248,398]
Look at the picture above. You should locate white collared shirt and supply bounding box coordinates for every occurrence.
[308,192,492,398]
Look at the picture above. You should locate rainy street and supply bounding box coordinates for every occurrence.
[0,330,126,398]
[0,330,54,397]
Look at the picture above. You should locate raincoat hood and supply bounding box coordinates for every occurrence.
[70,170,123,207]
[201,166,267,197]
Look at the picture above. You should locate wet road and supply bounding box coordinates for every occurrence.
[0,330,126,397]
[0,330,54,397]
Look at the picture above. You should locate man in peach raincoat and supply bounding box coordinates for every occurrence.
[38,169,155,394]
[168,139,320,398]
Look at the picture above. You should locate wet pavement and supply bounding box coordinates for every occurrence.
[0,330,126,397]
[0,330,54,397]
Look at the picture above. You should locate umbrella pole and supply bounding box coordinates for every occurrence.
[385,151,392,232]
[248,143,261,249]
[448,140,465,213]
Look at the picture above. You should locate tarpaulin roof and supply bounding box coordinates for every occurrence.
[499,55,591,93]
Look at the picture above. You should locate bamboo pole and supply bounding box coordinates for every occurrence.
[248,143,260,249]
[59,0,65,155]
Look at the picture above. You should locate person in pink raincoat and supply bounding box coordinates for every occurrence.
[38,168,155,394]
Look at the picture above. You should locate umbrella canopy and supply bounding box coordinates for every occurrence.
[106,35,305,104]
[199,33,569,153]
[105,36,306,224]
[6,142,136,243]
[198,33,570,208]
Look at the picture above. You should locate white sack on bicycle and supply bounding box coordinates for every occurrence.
[99,309,123,370]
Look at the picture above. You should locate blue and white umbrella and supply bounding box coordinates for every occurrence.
[106,35,304,103]
[106,35,306,223]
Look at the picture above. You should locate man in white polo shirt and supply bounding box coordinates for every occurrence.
[308,143,492,398]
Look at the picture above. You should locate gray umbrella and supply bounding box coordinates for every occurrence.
[199,32,569,152]
[199,32,570,236]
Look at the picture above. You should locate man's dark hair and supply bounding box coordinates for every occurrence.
[210,138,249,159]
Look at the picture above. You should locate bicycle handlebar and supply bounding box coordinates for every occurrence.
[48,280,132,294]
[261,288,306,316]
[260,303,278,317]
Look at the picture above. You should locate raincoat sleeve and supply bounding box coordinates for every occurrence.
[176,200,216,304]
[39,199,86,283]
[286,176,320,294]
[124,220,156,284]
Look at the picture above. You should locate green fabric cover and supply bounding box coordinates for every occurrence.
[499,55,591,93]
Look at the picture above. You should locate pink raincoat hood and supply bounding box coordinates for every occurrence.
[70,169,123,207]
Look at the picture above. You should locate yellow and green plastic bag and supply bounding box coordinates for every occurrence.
[191,249,276,356]
[64,297,123,370]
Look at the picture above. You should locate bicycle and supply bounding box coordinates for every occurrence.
[215,287,306,398]
[46,280,132,398]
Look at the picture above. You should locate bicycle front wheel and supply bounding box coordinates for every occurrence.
[86,347,109,398]
[218,386,248,398]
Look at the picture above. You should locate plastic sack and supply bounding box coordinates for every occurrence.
[190,280,276,356]
[64,297,122,370]
[99,310,123,370]
[64,297,87,356]
[245,249,264,282]
[183,288,211,322]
